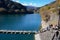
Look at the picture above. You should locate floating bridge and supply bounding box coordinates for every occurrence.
[0,30,38,34]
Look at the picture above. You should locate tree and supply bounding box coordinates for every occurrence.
[47,6,51,10]
[21,9,25,12]
[59,4,60,7]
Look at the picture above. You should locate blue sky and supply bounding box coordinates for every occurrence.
[12,0,56,7]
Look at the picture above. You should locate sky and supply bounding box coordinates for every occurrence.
[12,0,56,7]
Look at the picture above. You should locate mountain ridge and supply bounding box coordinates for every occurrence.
[0,0,33,14]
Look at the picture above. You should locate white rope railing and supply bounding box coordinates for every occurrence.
[0,30,38,34]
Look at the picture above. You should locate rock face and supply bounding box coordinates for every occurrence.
[0,0,33,14]
[39,0,60,20]
[37,0,60,28]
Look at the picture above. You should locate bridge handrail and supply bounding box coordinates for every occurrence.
[0,30,38,33]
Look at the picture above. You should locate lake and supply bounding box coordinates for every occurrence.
[0,14,41,40]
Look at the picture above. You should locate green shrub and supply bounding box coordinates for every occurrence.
[47,6,51,10]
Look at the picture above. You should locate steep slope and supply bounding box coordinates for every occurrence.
[38,0,60,21]
[0,0,33,14]
[37,0,60,28]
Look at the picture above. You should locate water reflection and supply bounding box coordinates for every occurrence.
[0,14,41,40]
[0,14,41,31]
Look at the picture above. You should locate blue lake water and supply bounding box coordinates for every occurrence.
[0,14,41,40]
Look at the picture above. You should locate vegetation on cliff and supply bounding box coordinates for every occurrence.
[38,0,60,21]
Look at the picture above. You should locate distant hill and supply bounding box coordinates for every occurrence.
[26,6,37,10]
[26,6,39,13]
[0,0,33,14]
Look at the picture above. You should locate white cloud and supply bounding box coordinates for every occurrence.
[12,0,20,3]
[12,0,38,7]
[29,3,33,5]
[33,3,37,6]
[22,3,37,7]
[13,0,19,1]
[22,3,28,5]
[16,1,20,3]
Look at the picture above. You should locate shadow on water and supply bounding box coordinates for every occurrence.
[0,11,33,15]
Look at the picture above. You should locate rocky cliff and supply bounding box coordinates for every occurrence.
[38,0,60,21]
[37,0,60,28]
